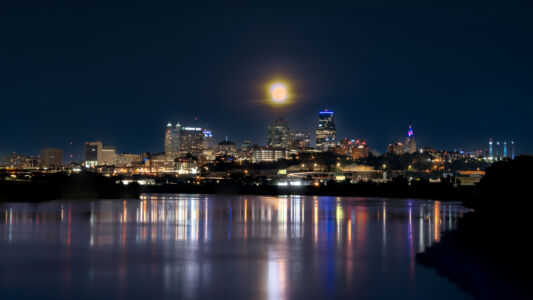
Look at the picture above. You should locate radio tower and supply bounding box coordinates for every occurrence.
[488,138,493,160]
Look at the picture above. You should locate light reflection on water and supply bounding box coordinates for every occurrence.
[0,195,471,300]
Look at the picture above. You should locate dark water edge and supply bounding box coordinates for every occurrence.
[0,175,474,203]
[417,157,533,300]
[417,212,533,300]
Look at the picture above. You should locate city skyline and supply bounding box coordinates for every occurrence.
[1,109,518,166]
[0,112,521,161]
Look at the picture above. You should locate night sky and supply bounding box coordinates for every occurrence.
[2,0,532,159]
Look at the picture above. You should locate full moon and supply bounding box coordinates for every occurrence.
[270,83,288,102]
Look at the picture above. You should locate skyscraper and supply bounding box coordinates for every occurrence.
[289,130,311,150]
[267,118,290,149]
[315,110,336,152]
[405,125,417,154]
[179,126,205,157]
[40,148,62,167]
[164,123,180,161]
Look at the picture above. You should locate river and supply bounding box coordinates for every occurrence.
[0,195,471,299]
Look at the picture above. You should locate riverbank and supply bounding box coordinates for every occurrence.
[417,213,532,299]
[417,156,533,299]
[0,172,475,202]
[0,173,139,202]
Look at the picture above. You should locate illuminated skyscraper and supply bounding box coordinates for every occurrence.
[164,123,180,161]
[179,126,205,157]
[405,125,417,154]
[315,110,336,152]
[267,118,290,149]
[511,141,515,159]
[202,129,215,161]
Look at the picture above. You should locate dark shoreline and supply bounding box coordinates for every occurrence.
[0,173,474,203]
[417,212,533,300]
[418,156,533,300]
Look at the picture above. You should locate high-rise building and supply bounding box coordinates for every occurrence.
[387,142,405,155]
[40,148,62,167]
[405,125,417,154]
[241,139,251,152]
[101,146,116,165]
[289,130,311,151]
[165,122,210,160]
[511,141,515,159]
[179,126,205,157]
[202,129,215,161]
[164,123,181,161]
[267,118,290,149]
[84,141,102,167]
[316,110,336,152]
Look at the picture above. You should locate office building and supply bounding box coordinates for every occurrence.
[164,123,181,161]
[40,148,62,167]
[267,118,290,149]
[115,153,142,167]
[84,141,103,167]
[179,126,204,157]
[165,123,210,159]
[405,125,417,154]
[387,142,405,155]
[316,110,336,152]
[241,139,251,151]
[336,139,369,159]
[289,130,311,150]
[101,146,116,165]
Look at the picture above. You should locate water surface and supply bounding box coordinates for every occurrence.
[0,195,471,299]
